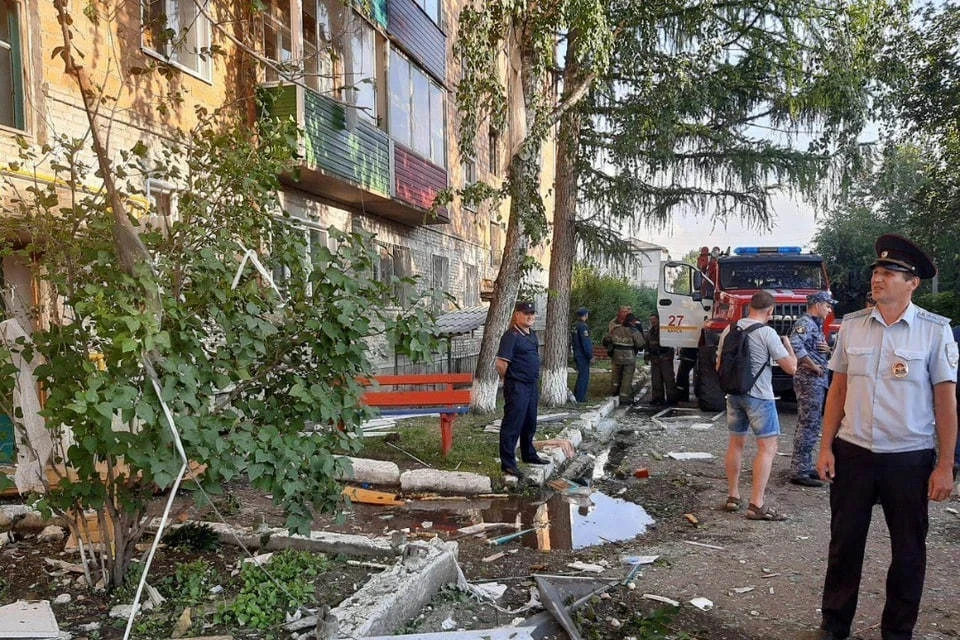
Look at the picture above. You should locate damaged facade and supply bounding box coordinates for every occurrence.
[0,0,558,458]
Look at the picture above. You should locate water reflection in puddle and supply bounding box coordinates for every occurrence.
[345,489,654,551]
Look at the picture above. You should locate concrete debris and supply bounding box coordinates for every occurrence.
[689,597,714,611]
[482,552,506,563]
[108,604,136,619]
[591,448,610,480]
[620,555,658,566]
[37,525,65,542]
[322,538,459,639]
[642,593,680,607]
[242,552,274,566]
[201,521,397,558]
[534,438,576,459]
[44,558,85,574]
[400,469,492,495]
[467,582,507,600]
[363,628,536,639]
[440,615,457,630]
[683,540,724,550]
[566,561,605,573]
[667,451,715,460]
[53,594,71,605]
[335,456,401,486]
[731,586,755,594]
[0,600,59,638]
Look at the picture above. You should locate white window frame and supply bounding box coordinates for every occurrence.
[145,178,179,234]
[141,0,213,82]
[388,48,445,167]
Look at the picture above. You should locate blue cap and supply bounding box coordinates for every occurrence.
[807,292,838,305]
[515,300,536,314]
[576,307,589,317]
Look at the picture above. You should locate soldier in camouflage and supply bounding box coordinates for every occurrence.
[788,291,836,487]
[604,313,645,404]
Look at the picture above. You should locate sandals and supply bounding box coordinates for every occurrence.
[745,503,787,521]
[723,496,742,512]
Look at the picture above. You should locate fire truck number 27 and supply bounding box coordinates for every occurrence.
[667,315,684,326]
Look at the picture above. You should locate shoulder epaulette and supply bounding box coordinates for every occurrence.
[916,308,950,326]
[842,308,872,321]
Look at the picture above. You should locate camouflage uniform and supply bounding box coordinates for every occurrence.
[789,312,830,477]
[605,323,644,403]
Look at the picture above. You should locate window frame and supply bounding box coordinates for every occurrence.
[388,48,445,167]
[0,0,26,131]
[141,0,213,82]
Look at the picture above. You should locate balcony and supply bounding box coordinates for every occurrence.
[260,83,449,226]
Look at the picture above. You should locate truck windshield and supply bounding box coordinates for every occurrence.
[720,261,825,290]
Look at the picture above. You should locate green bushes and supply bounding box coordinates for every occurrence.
[570,265,656,339]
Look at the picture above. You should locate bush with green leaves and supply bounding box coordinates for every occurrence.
[0,108,439,589]
[570,264,656,338]
[217,549,329,629]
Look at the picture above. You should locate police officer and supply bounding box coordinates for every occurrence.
[571,307,593,403]
[812,234,958,640]
[645,313,677,405]
[788,291,836,487]
[604,313,645,404]
[496,301,548,477]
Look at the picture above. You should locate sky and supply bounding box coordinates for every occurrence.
[642,194,820,261]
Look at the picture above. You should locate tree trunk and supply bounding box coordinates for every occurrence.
[472,31,544,413]
[542,34,585,407]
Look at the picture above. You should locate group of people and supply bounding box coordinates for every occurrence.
[718,234,957,640]
[492,233,957,640]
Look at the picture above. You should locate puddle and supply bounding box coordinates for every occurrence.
[341,490,654,551]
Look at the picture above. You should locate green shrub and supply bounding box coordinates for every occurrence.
[163,522,220,552]
[217,550,330,630]
[570,265,656,339]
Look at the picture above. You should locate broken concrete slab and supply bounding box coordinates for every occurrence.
[335,456,401,486]
[363,627,537,639]
[0,600,59,638]
[201,522,398,558]
[400,469,492,495]
[323,538,459,638]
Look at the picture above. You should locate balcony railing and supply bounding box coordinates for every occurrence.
[260,83,449,226]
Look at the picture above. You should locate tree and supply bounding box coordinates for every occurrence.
[538,0,902,405]
[0,4,437,591]
[454,0,612,412]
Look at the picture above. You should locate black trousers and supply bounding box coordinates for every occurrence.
[821,439,934,640]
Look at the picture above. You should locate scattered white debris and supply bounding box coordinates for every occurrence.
[0,600,60,638]
[243,552,274,566]
[470,582,508,600]
[53,594,71,605]
[441,615,457,630]
[108,604,136,619]
[689,422,714,430]
[731,586,755,594]
[37,525,65,542]
[567,561,606,573]
[750,610,760,616]
[667,451,714,460]
[642,593,680,607]
[761,572,781,579]
[684,540,725,551]
[689,597,713,611]
[620,555,658,566]
[592,448,611,480]
[421,521,433,529]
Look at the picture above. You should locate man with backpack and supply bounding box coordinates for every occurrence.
[717,290,797,520]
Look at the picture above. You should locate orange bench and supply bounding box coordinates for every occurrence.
[361,373,473,456]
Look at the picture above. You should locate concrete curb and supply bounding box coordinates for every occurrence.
[344,398,618,492]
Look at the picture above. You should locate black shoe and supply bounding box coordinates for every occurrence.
[790,474,824,487]
[522,455,551,465]
[501,465,524,477]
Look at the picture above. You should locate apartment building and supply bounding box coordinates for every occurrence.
[0,0,556,369]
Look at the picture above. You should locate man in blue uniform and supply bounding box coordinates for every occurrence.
[571,307,593,403]
[788,291,836,487]
[496,301,548,477]
[811,234,958,640]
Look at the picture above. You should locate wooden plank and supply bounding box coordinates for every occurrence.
[362,389,471,407]
[342,485,405,506]
[362,373,473,388]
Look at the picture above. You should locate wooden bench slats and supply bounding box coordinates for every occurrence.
[361,389,471,407]
[364,373,473,387]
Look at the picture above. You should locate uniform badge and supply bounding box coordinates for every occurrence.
[892,361,908,378]
[795,326,806,335]
[880,250,889,258]
[947,342,959,368]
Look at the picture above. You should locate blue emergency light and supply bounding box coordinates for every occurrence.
[733,246,802,255]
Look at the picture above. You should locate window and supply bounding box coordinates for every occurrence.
[0,0,25,130]
[488,128,500,175]
[413,0,440,25]
[392,245,412,300]
[463,263,479,308]
[461,158,476,211]
[389,49,445,166]
[261,0,293,83]
[142,0,212,79]
[302,0,378,122]
[432,254,448,293]
[489,220,502,269]
[144,179,178,235]
[308,228,329,268]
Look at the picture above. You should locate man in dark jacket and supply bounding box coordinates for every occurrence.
[645,314,677,405]
[571,307,593,403]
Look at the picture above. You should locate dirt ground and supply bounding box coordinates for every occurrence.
[1,400,958,639]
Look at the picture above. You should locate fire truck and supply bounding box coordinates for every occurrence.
[657,246,836,411]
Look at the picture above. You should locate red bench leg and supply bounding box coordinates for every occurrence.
[440,413,457,456]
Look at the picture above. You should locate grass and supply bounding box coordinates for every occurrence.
[356,366,617,481]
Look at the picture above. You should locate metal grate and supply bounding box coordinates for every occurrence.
[770,304,805,336]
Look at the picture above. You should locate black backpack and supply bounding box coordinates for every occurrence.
[717,322,769,395]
